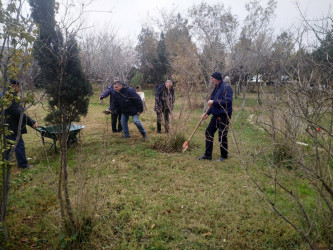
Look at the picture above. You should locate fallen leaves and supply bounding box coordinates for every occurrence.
[202,232,212,237]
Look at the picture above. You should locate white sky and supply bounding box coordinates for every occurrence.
[83,0,332,40]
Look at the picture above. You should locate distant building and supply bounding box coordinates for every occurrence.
[248,74,264,83]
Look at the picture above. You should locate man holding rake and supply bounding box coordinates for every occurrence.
[197,72,233,162]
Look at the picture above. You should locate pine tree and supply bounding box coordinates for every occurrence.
[29,0,92,124]
[29,0,93,237]
[154,32,170,82]
[136,27,158,85]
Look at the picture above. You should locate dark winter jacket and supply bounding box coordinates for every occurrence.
[3,92,36,135]
[99,85,116,111]
[207,81,233,116]
[154,83,175,112]
[111,86,143,116]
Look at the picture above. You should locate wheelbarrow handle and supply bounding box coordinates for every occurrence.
[34,125,47,132]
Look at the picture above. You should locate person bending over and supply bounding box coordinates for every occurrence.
[111,81,148,139]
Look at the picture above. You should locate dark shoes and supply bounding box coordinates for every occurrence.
[216,157,226,162]
[142,133,148,140]
[156,130,168,134]
[197,155,212,160]
[197,156,228,162]
[18,164,34,169]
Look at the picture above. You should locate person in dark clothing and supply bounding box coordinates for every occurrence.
[111,81,148,139]
[3,79,38,169]
[154,80,175,133]
[99,83,122,133]
[197,72,233,162]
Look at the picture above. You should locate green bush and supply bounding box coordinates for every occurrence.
[131,70,143,87]
[272,142,295,170]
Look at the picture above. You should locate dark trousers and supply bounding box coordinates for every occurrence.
[111,113,122,132]
[157,110,170,133]
[204,114,231,158]
[5,134,28,167]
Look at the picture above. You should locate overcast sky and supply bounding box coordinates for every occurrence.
[83,0,332,40]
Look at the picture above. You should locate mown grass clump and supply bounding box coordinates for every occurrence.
[151,132,187,153]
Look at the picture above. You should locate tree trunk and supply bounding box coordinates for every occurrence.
[59,123,75,234]
[203,80,212,113]
[241,82,247,108]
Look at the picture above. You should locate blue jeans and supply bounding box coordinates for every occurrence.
[121,114,146,138]
[5,134,28,167]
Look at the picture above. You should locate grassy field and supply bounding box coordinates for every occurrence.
[4,85,308,248]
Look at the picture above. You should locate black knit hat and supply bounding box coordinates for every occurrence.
[10,79,21,85]
[211,72,222,81]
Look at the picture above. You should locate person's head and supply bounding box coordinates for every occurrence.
[165,80,173,90]
[223,76,230,85]
[113,80,123,92]
[210,72,223,86]
[10,79,21,92]
[136,85,141,92]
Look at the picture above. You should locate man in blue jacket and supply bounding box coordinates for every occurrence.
[4,79,39,169]
[198,72,233,162]
[111,81,148,139]
[99,82,122,133]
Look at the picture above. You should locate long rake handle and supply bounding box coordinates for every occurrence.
[186,107,210,143]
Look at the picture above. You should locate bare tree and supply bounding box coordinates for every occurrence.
[80,27,137,91]
[231,9,333,248]
[188,2,238,111]
[230,0,277,107]
[0,0,38,243]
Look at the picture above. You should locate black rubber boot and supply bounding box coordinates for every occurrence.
[157,123,161,133]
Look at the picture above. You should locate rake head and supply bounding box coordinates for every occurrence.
[182,140,189,152]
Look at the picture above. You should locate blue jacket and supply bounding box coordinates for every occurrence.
[3,91,36,135]
[207,81,233,116]
[111,87,143,116]
[99,85,115,111]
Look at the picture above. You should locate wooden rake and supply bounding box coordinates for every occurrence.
[182,108,210,152]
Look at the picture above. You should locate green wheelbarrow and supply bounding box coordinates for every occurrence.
[35,124,85,153]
